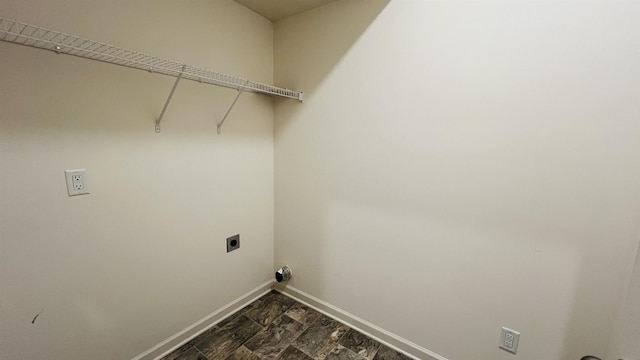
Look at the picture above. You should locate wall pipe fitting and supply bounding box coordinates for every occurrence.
[275,266,292,283]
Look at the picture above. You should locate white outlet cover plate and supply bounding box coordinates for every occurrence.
[499,327,520,354]
[65,169,89,196]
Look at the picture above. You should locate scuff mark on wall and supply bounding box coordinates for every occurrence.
[31,308,44,324]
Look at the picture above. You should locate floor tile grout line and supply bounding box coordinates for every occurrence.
[245,313,268,330]
[191,324,217,360]
[335,327,350,345]
[338,344,370,360]
[370,342,383,360]
[194,346,210,360]
[328,328,383,360]
[369,345,382,360]
[239,305,302,359]
[239,315,269,353]
[238,315,269,358]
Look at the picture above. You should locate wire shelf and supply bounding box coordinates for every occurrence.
[0,17,303,101]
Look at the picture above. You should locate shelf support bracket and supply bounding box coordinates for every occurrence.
[155,65,186,133]
[217,88,244,135]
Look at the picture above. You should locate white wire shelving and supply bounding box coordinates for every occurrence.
[0,17,303,134]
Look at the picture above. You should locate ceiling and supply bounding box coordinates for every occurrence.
[234,0,338,22]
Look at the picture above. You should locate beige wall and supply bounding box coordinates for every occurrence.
[0,1,274,359]
[608,243,640,360]
[3,1,640,359]
[274,1,640,360]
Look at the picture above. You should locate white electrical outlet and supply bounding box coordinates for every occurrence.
[65,169,89,196]
[499,327,520,354]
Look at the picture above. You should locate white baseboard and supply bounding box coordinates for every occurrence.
[274,284,448,360]
[131,281,273,360]
[131,281,446,360]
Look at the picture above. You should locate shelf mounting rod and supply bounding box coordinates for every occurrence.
[155,64,186,133]
[217,88,244,135]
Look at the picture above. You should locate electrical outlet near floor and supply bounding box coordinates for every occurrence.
[499,327,520,354]
[65,169,89,196]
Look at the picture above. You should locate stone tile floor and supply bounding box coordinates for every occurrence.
[161,291,413,360]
